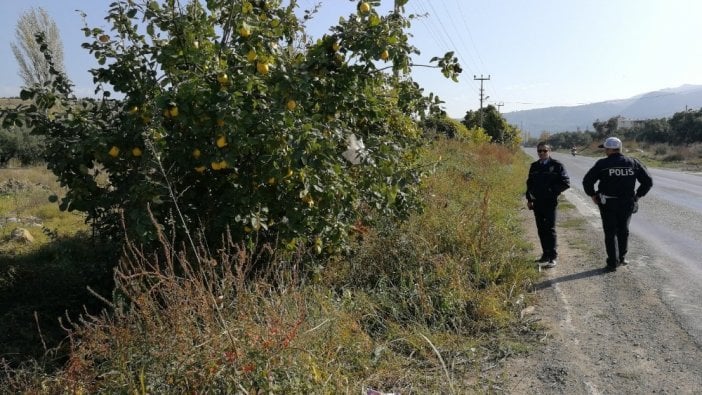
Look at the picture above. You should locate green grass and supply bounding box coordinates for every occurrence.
[559,214,587,231]
[558,199,575,210]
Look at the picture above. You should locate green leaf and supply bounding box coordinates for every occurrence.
[386,185,398,204]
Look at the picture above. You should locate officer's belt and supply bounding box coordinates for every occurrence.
[599,194,618,205]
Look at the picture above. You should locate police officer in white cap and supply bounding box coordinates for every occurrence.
[582,137,653,272]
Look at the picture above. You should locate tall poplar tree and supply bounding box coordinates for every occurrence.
[11,7,65,88]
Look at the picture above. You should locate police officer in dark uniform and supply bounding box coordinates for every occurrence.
[526,142,571,268]
[582,137,653,272]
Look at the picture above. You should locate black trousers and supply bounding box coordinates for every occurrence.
[598,198,635,265]
[533,201,558,259]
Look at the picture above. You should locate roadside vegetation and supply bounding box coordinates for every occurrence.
[0,137,542,393]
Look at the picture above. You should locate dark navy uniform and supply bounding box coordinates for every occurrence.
[582,153,653,268]
[526,157,570,261]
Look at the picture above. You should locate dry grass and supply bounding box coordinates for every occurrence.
[0,98,25,109]
[0,166,61,188]
[632,142,702,170]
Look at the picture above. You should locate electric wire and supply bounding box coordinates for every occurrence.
[407,1,479,95]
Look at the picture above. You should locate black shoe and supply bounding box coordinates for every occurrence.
[535,256,549,263]
[619,258,629,266]
[604,264,617,272]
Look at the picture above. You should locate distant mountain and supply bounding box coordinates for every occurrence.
[503,84,702,135]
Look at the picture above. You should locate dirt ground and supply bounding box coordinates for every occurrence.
[493,197,702,394]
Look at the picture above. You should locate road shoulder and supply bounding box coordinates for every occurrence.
[492,194,702,393]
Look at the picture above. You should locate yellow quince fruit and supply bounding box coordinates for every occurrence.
[166,105,178,118]
[108,146,120,158]
[256,62,269,75]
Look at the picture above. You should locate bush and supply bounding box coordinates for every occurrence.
[421,115,490,143]
[653,144,669,156]
[0,126,44,167]
[662,153,684,162]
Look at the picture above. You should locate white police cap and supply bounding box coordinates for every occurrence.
[598,137,622,149]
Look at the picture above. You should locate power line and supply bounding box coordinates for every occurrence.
[449,0,505,110]
[436,1,481,73]
[407,1,478,92]
[410,1,505,113]
[409,3,455,60]
[451,0,486,71]
[423,1,477,77]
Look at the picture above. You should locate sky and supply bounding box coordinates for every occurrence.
[1,0,702,118]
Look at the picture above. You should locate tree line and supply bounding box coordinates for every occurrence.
[603,109,702,145]
[523,107,702,150]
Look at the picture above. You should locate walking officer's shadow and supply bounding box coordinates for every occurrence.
[533,267,610,291]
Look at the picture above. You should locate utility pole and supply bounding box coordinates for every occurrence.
[496,102,504,113]
[474,74,490,127]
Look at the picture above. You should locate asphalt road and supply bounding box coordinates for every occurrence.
[523,146,702,347]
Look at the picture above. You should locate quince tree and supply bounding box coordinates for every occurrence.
[3,0,461,256]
